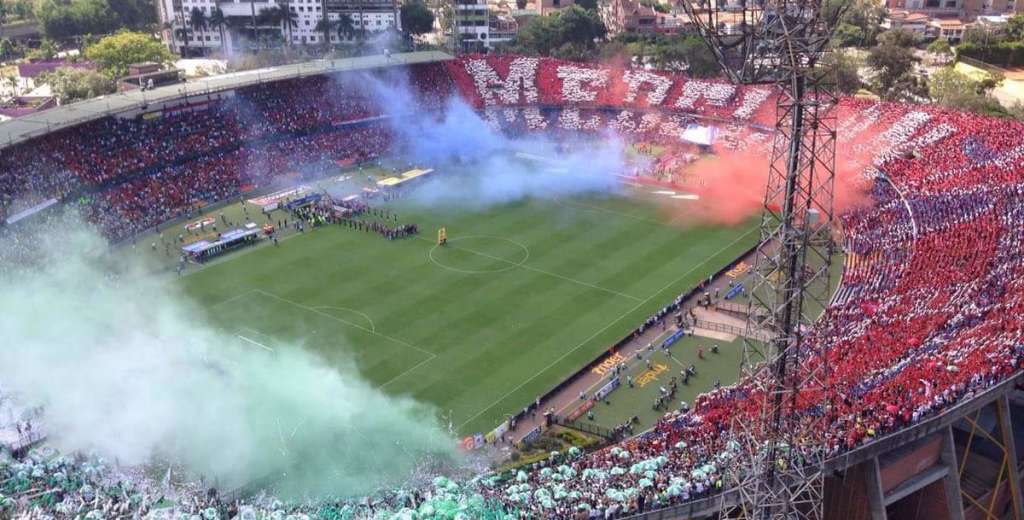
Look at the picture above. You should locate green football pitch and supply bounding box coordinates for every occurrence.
[171,187,758,437]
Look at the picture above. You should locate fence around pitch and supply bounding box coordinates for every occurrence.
[690,318,772,342]
[552,416,620,441]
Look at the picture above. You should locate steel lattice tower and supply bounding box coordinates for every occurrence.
[680,0,845,518]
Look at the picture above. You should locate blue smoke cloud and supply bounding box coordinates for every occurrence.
[335,67,628,208]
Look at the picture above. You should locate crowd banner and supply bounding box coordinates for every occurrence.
[185,216,216,232]
[486,420,510,444]
[284,193,322,210]
[661,329,686,349]
[5,198,57,225]
[248,185,310,212]
[593,376,621,402]
[520,426,542,447]
[566,400,594,422]
[725,283,744,300]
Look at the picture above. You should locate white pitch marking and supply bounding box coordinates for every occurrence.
[313,306,377,333]
[237,334,274,352]
[254,289,436,358]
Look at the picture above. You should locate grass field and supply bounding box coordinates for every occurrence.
[165,172,759,437]
[575,332,745,432]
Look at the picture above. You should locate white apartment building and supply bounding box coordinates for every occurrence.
[438,0,515,51]
[158,0,400,54]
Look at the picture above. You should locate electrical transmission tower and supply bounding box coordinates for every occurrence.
[681,0,846,519]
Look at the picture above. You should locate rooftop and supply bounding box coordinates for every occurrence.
[17,59,95,79]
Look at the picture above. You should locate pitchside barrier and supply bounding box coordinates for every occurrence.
[508,244,758,435]
[8,430,46,457]
[552,416,620,442]
[689,319,773,343]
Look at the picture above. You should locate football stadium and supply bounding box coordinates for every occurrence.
[1,49,1023,520]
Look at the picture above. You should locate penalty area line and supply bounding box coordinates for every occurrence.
[379,355,438,391]
[253,289,437,359]
[237,334,275,352]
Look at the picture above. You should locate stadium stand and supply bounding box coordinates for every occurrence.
[1,54,1023,519]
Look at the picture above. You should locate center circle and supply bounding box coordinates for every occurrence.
[428,235,531,274]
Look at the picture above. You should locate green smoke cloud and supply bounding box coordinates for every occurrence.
[0,219,460,499]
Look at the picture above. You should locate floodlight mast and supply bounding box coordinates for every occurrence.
[681,0,847,519]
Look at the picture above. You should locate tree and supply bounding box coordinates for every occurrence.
[604,33,718,75]
[400,0,434,36]
[281,4,298,43]
[514,15,559,55]
[336,13,355,42]
[961,24,996,46]
[85,31,176,78]
[0,0,7,41]
[26,37,57,59]
[1006,14,1024,40]
[257,7,281,26]
[106,0,155,30]
[671,35,719,76]
[11,0,30,20]
[575,0,598,9]
[249,0,257,49]
[825,0,884,47]
[34,0,155,40]
[208,7,226,49]
[832,23,864,48]
[513,5,606,57]
[877,28,919,48]
[929,67,1008,116]
[638,0,668,13]
[189,6,207,54]
[0,38,16,59]
[867,35,922,100]
[824,51,862,94]
[556,6,606,46]
[926,38,951,55]
[40,66,114,103]
[314,16,331,44]
[1007,101,1024,120]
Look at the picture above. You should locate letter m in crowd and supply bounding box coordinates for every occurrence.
[465,57,540,106]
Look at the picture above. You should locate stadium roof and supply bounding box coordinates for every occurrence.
[0,50,452,151]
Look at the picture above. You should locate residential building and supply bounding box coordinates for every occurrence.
[600,0,657,35]
[448,0,491,51]
[653,10,692,33]
[157,0,225,54]
[885,0,960,18]
[0,96,57,121]
[929,17,967,38]
[881,9,932,34]
[882,0,1022,42]
[536,0,575,16]
[15,59,97,94]
[157,0,399,54]
[488,14,519,45]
